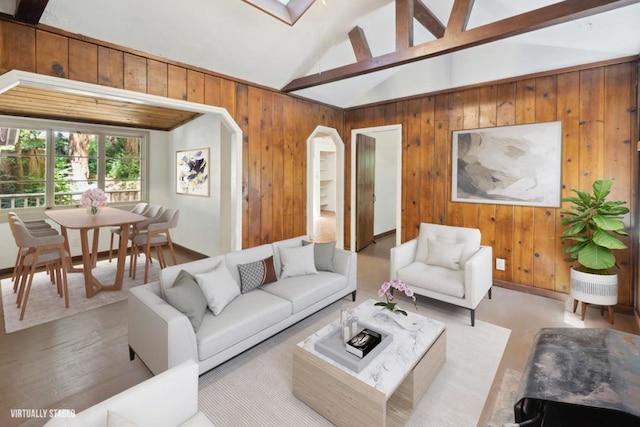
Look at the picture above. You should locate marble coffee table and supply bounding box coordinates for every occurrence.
[293,299,446,427]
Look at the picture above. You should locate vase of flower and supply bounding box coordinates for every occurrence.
[81,188,108,215]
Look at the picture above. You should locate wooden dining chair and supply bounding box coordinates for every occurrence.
[8,217,70,321]
[107,203,152,262]
[8,212,60,290]
[130,208,179,283]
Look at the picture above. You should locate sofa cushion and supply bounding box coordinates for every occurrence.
[425,238,464,270]
[225,243,274,287]
[271,235,309,277]
[415,223,480,267]
[237,256,278,293]
[397,261,465,298]
[160,255,227,293]
[196,290,291,360]
[278,244,318,279]
[303,240,336,272]
[260,272,346,314]
[194,262,240,315]
[163,270,208,332]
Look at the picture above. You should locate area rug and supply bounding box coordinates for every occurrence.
[487,368,523,426]
[1,258,159,334]
[197,296,511,427]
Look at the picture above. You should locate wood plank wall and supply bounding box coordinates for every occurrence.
[0,20,343,250]
[345,62,638,305]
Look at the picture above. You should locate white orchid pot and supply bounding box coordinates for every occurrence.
[570,267,618,306]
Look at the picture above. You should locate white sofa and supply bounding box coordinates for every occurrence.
[390,223,492,326]
[45,360,213,427]
[128,235,357,375]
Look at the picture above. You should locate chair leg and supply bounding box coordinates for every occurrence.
[61,260,70,309]
[488,287,492,299]
[470,309,475,327]
[129,345,136,361]
[351,290,357,302]
[19,265,38,321]
[167,234,177,266]
[16,269,28,307]
[109,232,115,262]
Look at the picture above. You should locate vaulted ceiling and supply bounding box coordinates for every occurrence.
[1,0,639,109]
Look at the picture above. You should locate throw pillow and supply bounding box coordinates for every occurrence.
[163,269,207,332]
[194,263,240,315]
[279,243,318,279]
[107,410,139,427]
[425,238,465,270]
[237,256,278,293]
[303,240,336,271]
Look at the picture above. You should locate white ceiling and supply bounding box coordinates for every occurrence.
[1,0,639,108]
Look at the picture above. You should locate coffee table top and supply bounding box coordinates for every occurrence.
[297,299,446,396]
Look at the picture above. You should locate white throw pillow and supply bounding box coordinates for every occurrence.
[195,262,240,315]
[279,244,318,279]
[425,238,465,270]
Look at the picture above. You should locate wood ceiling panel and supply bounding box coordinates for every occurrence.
[0,86,200,130]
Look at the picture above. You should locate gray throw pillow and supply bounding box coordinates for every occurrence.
[303,240,336,272]
[163,269,207,332]
[237,256,278,294]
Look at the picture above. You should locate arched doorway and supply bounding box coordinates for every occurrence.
[306,126,345,249]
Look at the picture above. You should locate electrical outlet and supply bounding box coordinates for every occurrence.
[496,258,506,271]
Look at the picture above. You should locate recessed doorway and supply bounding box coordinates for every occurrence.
[306,126,345,249]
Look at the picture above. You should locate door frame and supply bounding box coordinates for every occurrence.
[306,126,345,249]
[351,124,402,250]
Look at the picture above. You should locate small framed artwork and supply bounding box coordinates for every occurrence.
[176,148,210,197]
[452,121,562,207]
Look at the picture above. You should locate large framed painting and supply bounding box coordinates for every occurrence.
[176,148,210,197]
[452,121,562,207]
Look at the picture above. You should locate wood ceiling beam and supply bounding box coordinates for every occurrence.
[396,0,414,50]
[349,26,373,62]
[445,0,475,35]
[282,0,640,92]
[414,0,446,39]
[14,0,49,25]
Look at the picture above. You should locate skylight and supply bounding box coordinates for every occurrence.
[242,0,315,26]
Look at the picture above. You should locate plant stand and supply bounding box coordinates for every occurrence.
[570,268,617,324]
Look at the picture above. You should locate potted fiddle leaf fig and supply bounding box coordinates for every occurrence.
[561,178,629,315]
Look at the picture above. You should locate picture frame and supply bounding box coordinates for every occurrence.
[452,121,562,207]
[176,147,210,197]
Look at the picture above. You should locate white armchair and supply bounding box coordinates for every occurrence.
[390,223,493,326]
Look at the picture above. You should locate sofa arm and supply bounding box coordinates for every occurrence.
[390,238,418,280]
[45,360,206,427]
[128,283,199,375]
[463,245,493,308]
[333,248,357,288]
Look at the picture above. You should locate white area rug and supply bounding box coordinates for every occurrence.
[198,297,511,427]
[1,258,159,334]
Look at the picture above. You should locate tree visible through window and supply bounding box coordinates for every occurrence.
[0,124,145,210]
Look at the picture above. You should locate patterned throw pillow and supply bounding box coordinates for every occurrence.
[237,256,278,294]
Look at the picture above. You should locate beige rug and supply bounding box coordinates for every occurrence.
[1,258,159,334]
[198,296,511,427]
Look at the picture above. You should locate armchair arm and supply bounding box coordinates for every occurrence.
[128,283,199,375]
[390,238,417,280]
[332,248,357,291]
[463,245,493,308]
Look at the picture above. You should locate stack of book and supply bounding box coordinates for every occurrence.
[346,328,382,358]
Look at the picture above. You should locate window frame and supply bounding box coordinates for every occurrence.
[0,115,149,214]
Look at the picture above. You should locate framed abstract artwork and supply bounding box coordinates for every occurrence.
[176,148,210,197]
[452,121,562,207]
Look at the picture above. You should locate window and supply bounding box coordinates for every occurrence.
[242,0,315,26]
[0,120,147,211]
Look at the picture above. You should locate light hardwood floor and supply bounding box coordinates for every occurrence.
[0,238,637,426]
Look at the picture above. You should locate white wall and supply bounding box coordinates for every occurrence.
[163,114,226,257]
[365,130,398,236]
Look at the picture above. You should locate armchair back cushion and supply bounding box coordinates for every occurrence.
[415,223,480,267]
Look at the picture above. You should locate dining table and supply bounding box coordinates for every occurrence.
[46,206,147,298]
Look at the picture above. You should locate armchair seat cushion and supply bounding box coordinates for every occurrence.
[397,261,465,298]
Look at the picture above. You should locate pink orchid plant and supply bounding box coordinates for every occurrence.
[375,279,418,316]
